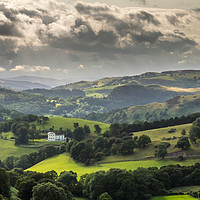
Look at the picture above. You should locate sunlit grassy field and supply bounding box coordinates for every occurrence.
[27,153,200,177]
[99,123,193,163]
[33,117,109,133]
[84,85,118,97]
[0,139,39,160]
[151,195,197,200]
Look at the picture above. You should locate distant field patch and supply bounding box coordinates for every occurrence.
[84,85,118,97]
[151,195,197,200]
[147,76,176,81]
[161,85,200,93]
[27,153,200,177]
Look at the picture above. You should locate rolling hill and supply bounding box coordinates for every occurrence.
[33,117,110,133]
[0,117,109,160]
[54,70,200,92]
[27,122,200,176]
[84,94,200,124]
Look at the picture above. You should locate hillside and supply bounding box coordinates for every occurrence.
[0,139,39,160]
[23,88,85,99]
[0,105,22,121]
[84,94,200,124]
[108,84,193,105]
[28,122,200,176]
[1,70,200,118]
[0,117,109,160]
[27,153,200,177]
[33,117,109,133]
[0,88,53,114]
[55,70,200,91]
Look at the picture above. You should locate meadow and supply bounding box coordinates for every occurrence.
[0,139,39,160]
[33,117,109,133]
[84,85,118,97]
[0,117,109,160]
[27,153,200,177]
[99,123,193,163]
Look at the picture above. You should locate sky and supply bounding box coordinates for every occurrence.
[0,0,200,82]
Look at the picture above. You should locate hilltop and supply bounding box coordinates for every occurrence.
[55,70,200,91]
[33,117,109,133]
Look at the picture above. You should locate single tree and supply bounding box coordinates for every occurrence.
[137,135,151,148]
[83,125,91,135]
[94,125,102,134]
[176,137,190,150]
[189,118,200,143]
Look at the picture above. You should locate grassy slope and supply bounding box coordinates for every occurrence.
[0,117,109,161]
[151,195,197,200]
[100,123,193,163]
[33,117,109,133]
[97,93,200,124]
[27,153,200,177]
[28,123,200,176]
[0,117,109,160]
[0,139,39,160]
[84,85,118,97]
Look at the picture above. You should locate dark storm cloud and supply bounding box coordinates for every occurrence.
[136,11,160,25]
[0,0,199,77]
[166,15,180,26]
[67,53,81,62]
[75,1,110,15]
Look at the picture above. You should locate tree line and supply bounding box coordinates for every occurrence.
[2,163,200,200]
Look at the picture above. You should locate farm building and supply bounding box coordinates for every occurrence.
[47,132,66,141]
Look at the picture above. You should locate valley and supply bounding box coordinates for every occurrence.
[1,70,200,200]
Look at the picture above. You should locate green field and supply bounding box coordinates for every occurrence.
[98,123,193,163]
[151,195,197,200]
[84,85,118,97]
[0,117,109,160]
[27,153,200,177]
[33,117,110,133]
[0,139,39,160]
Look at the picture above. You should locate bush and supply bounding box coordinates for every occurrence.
[168,128,176,133]
[177,155,184,161]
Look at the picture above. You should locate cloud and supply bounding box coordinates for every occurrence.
[78,64,84,69]
[0,67,5,71]
[0,0,198,54]
[0,0,199,79]
[10,65,50,72]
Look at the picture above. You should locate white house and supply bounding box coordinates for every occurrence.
[47,132,66,141]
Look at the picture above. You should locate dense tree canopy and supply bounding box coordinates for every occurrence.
[189,118,200,143]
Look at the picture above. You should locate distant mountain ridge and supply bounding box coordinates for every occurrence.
[54,70,200,90]
[0,78,50,90]
[7,75,67,88]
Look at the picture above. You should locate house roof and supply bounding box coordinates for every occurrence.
[48,132,64,136]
